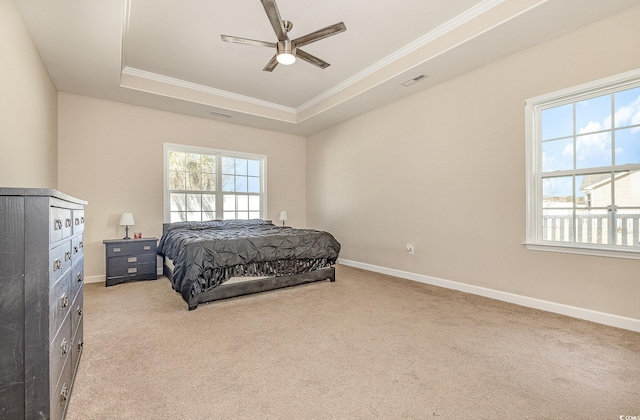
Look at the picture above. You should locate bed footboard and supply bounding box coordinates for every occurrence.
[187,267,335,310]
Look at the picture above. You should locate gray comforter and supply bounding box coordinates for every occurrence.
[157,219,341,301]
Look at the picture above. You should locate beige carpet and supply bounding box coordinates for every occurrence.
[66,265,640,419]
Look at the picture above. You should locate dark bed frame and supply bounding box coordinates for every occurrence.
[161,223,336,310]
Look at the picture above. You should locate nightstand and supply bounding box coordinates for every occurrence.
[103,237,158,286]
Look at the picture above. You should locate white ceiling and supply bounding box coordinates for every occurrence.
[13,0,640,136]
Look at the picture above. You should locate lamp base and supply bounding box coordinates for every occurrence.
[123,225,130,240]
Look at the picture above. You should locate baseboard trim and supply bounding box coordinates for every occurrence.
[338,259,640,333]
[84,275,105,284]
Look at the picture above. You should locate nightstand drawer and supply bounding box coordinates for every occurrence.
[106,240,156,257]
[108,263,156,278]
[108,253,156,267]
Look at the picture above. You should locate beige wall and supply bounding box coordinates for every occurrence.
[58,94,306,279]
[0,0,58,188]
[307,7,640,320]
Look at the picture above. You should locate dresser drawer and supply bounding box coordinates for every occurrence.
[50,207,73,244]
[106,240,156,257]
[50,241,73,286]
[71,285,83,335]
[71,316,84,378]
[71,256,84,299]
[50,311,71,395]
[72,209,85,234]
[72,233,84,259]
[50,354,72,420]
[49,272,71,339]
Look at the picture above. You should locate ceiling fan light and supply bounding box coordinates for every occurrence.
[276,40,296,65]
[277,52,296,65]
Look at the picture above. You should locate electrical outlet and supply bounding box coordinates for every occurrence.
[406,243,414,255]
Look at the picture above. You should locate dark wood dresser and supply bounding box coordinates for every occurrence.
[0,188,86,420]
[103,237,158,286]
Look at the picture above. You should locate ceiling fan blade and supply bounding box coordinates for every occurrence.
[293,22,346,48]
[263,55,279,72]
[260,0,288,41]
[296,49,330,69]
[221,35,275,48]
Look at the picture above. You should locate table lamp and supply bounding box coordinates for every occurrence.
[279,211,288,227]
[119,212,135,239]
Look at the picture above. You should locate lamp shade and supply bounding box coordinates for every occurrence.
[119,213,135,226]
[279,211,288,222]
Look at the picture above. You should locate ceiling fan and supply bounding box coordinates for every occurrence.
[221,0,346,72]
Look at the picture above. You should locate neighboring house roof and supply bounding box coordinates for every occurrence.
[580,173,611,192]
[580,171,633,191]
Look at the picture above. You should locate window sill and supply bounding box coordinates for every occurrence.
[523,242,640,260]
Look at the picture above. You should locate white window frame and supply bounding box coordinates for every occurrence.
[524,68,640,260]
[163,143,267,223]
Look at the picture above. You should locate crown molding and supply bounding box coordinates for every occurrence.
[119,0,505,121]
[296,0,505,113]
[120,67,297,115]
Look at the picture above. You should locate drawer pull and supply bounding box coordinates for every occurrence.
[65,251,72,261]
[60,338,69,357]
[128,257,137,263]
[54,219,63,230]
[143,245,151,251]
[73,245,79,254]
[81,216,84,224]
[77,272,83,283]
[60,384,69,406]
[60,293,69,309]
[65,218,72,228]
[80,241,84,249]
[113,247,121,253]
[128,268,138,274]
[53,258,62,271]
[75,218,80,226]
[77,306,83,317]
[78,340,84,352]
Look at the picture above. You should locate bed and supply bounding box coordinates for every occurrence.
[157,219,341,310]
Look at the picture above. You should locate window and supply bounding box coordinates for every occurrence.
[525,69,640,259]
[163,143,266,222]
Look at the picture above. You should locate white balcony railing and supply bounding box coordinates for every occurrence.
[542,213,640,246]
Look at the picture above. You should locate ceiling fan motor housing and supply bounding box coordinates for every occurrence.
[276,40,296,65]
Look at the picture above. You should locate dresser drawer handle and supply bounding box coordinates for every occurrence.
[60,293,69,309]
[143,245,151,251]
[77,306,83,317]
[128,268,138,274]
[54,219,63,230]
[78,340,84,352]
[128,257,137,263]
[65,218,72,228]
[60,383,69,406]
[53,258,62,271]
[80,241,84,249]
[75,218,80,226]
[65,251,72,261]
[77,272,83,283]
[60,338,69,357]
[113,247,121,253]
[81,216,85,224]
[73,245,79,254]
